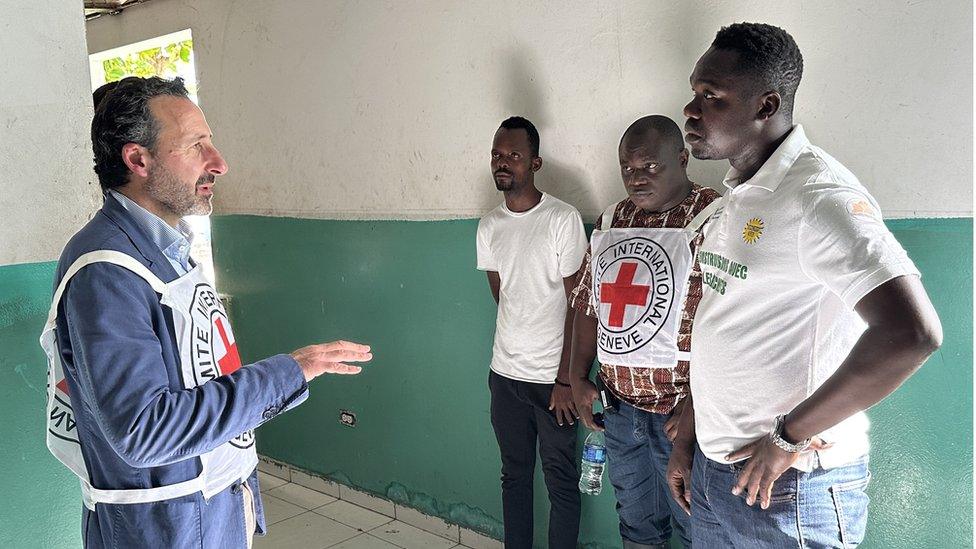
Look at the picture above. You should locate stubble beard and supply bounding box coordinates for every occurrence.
[494,179,514,192]
[146,166,213,218]
[494,173,521,192]
[689,142,716,160]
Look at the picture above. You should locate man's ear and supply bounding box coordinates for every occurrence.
[121,143,151,178]
[679,148,689,168]
[757,91,781,121]
[531,156,543,172]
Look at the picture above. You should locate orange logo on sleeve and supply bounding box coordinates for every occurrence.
[848,199,878,218]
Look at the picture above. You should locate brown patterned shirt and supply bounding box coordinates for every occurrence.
[569,184,721,414]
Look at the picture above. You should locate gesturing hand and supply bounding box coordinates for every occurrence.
[290,340,373,382]
[726,435,832,509]
[549,383,579,426]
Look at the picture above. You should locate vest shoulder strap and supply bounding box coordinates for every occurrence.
[685,194,726,234]
[599,200,624,230]
[45,250,168,331]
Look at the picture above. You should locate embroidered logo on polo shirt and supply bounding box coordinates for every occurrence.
[742,217,765,244]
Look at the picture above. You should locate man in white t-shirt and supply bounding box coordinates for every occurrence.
[476,116,587,549]
[665,23,943,548]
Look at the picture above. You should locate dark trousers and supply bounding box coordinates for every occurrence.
[489,370,581,549]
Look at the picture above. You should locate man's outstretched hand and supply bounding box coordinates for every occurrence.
[291,340,372,381]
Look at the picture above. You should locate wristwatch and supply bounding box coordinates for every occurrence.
[769,414,812,453]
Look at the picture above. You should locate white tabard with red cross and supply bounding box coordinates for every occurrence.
[590,223,696,369]
[42,250,257,510]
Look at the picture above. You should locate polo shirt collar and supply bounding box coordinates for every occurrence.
[722,124,810,192]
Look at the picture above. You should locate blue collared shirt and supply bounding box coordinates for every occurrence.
[108,190,194,275]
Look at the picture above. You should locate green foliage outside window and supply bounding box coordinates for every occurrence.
[102,40,193,82]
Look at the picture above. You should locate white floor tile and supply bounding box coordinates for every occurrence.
[291,469,342,498]
[314,500,393,532]
[326,533,402,549]
[258,473,289,491]
[394,505,459,542]
[459,527,503,549]
[262,493,306,525]
[256,511,360,549]
[369,520,458,549]
[267,482,338,510]
[340,486,396,517]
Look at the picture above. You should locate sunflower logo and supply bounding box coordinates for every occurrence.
[742,217,764,244]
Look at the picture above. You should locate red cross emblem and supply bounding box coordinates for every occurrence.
[215,316,242,375]
[600,262,650,328]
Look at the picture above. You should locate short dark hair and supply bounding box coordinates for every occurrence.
[499,116,540,157]
[92,81,119,110]
[712,22,803,116]
[91,76,190,190]
[620,115,684,152]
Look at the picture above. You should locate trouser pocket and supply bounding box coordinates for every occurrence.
[830,472,871,548]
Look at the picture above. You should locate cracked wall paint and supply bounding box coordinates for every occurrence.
[383,482,504,539]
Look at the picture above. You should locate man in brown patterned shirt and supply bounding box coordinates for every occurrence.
[569,115,719,549]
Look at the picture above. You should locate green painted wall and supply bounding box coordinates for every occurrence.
[0,218,969,547]
[0,262,80,548]
[210,215,972,549]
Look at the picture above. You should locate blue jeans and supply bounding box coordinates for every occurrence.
[691,446,870,548]
[604,401,692,548]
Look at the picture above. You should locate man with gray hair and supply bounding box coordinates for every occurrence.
[43,76,372,547]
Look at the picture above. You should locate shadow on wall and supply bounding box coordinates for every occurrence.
[499,47,602,218]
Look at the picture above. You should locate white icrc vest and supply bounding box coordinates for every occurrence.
[589,197,724,368]
[41,250,258,511]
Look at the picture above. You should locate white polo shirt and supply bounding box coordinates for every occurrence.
[691,126,920,471]
[476,193,587,383]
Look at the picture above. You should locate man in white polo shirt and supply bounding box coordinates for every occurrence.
[477,116,587,548]
[666,23,943,548]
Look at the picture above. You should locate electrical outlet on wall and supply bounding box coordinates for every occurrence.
[339,410,357,427]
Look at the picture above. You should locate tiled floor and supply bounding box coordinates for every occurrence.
[254,468,487,549]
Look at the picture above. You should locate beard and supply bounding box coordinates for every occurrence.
[146,166,213,218]
[688,143,715,160]
[494,179,514,191]
[493,171,518,191]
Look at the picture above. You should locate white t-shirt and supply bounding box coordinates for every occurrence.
[477,193,588,383]
[692,126,920,471]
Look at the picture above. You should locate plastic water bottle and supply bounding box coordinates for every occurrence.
[579,430,606,495]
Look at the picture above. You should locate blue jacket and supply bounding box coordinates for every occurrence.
[54,196,308,547]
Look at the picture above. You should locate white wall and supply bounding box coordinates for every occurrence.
[87,0,972,221]
[1,2,100,266]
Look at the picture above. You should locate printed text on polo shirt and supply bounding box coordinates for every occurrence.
[698,250,748,296]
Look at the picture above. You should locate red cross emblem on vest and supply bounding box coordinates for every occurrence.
[215,316,242,375]
[600,262,650,328]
